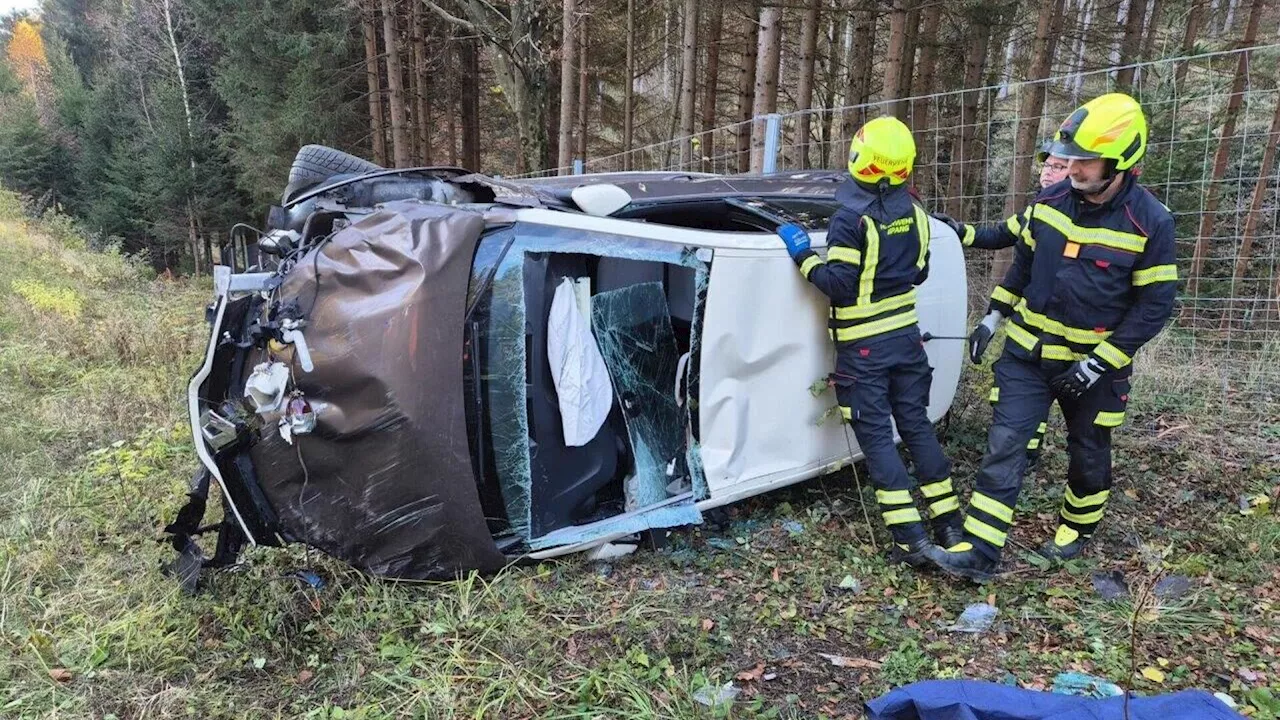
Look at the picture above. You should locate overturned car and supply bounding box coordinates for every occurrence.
[172,145,969,580]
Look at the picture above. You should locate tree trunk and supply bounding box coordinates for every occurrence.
[407,36,419,160]
[910,1,941,193]
[624,0,635,168]
[842,2,876,160]
[701,0,724,171]
[364,1,387,166]
[945,18,992,217]
[679,0,698,167]
[461,38,481,170]
[882,0,908,119]
[795,0,821,169]
[576,16,588,164]
[1070,0,1094,100]
[557,0,577,173]
[1229,88,1280,320]
[1113,0,1147,89]
[737,2,761,173]
[1139,0,1162,67]
[1221,0,1238,35]
[898,2,920,103]
[749,5,782,173]
[1188,0,1264,296]
[1005,0,1062,215]
[412,0,431,164]
[819,11,844,168]
[1175,0,1204,86]
[380,0,410,167]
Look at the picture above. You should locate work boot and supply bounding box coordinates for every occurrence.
[932,521,965,551]
[924,543,998,582]
[1039,524,1090,561]
[889,534,933,568]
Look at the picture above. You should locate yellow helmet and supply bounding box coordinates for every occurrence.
[847,116,916,186]
[1050,93,1147,171]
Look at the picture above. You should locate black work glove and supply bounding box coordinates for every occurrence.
[931,212,964,236]
[969,311,1002,364]
[1050,357,1107,399]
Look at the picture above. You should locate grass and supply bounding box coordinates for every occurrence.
[1,189,1278,718]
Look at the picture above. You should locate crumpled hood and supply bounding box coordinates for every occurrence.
[834,178,914,224]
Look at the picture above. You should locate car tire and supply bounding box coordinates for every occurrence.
[282,145,383,203]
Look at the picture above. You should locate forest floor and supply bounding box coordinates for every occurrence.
[2,193,1278,719]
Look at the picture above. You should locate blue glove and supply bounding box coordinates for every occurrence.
[776,223,811,258]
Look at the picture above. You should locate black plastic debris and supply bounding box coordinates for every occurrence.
[1091,570,1130,599]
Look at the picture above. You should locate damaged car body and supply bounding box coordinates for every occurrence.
[170,145,968,581]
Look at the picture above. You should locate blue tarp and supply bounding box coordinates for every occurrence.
[867,680,1243,720]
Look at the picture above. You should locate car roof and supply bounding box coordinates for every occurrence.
[506,171,847,206]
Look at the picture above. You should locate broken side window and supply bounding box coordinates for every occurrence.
[464,223,711,548]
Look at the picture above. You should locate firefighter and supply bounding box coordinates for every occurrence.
[926,93,1178,581]
[936,138,1072,469]
[775,116,961,566]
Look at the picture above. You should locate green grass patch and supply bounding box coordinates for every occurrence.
[2,187,1278,718]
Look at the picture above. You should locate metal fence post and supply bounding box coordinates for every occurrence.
[762,113,782,174]
[572,159,584,175]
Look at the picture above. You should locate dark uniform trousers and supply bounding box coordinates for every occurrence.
[835,331,959,544]
[965,348,1131,558]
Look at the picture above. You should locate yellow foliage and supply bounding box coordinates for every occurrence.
[6,19,49,71]
[12,278,83,319]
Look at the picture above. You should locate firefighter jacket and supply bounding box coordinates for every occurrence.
[957,207,1033,250]
[984,175,1178,370]
[792,179,932,344]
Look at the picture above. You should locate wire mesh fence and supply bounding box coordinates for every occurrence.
[528,44,1280,420]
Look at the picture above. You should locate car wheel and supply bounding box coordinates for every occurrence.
[282,145,383,203]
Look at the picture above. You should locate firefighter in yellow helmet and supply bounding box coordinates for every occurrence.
[776,117,961,566]
[925,93,1178,581]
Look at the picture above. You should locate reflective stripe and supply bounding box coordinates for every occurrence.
[827,246,862,265]
[1065,487,1110,507]
[1061,507,1106,525]
[971,492,1015,524]
[840,406,852,421]
[799,255,823,279]
[833,289,916,320]
[1038,422,1048,432]
[876,489,914,505]
[991,286,1021,308]
[1016,301,1112,345]
[1094,341,1132,369]
[1033,204,1148,253]
[961,225,976,246]
[965,515,1007,547]
[1094,410,1125,427]
[919,477,954,499]
[1132,264,1177,286]
[830,309,918,342]
[1008,321,1089,360]
[882,508,923,525]
[1005,321,1040,352]
[1026,438,1041,450]
[1004,214,1021,235]
[914,206,930,269]
[929,496,962,518]
[858,218,880,304]
[988,387,1000,402]
[1021,225,1036,251]
[1042,344,1087,361]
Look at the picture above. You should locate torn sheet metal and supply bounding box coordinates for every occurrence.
[547,277,613,447]
[245,200,506,579]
